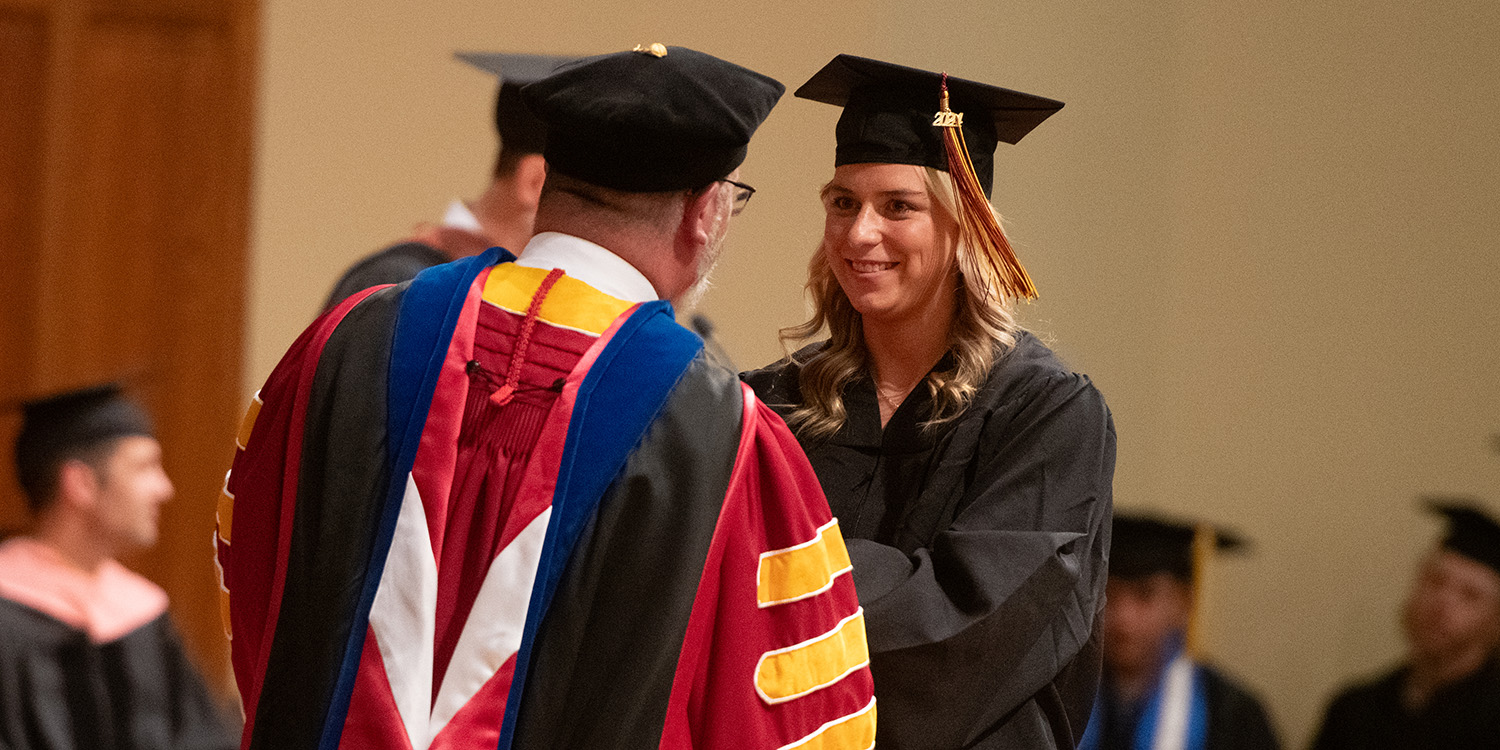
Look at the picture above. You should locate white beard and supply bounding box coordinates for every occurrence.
[678,241,721,311]
[678,190,732,311]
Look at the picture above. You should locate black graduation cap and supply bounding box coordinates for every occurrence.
[12,382,154,508]
[1110,512,1248,583]
[794,54,1064,198]
[521,44,785,193]
[454,51,576,158]
[1424,497,1500,576]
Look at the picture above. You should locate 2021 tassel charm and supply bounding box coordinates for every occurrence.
[935,73,1038,302]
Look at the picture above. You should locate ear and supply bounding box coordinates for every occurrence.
[55,459,101,511]
[514,154,549,209]
[675,183,723,262]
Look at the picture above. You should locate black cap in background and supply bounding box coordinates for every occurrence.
[1424,497,1500,576]
[794,54,1063,197]
[13,383,154,508]
[1111,512,1248,583]
[521,44,785,192]
[455,51,576,158]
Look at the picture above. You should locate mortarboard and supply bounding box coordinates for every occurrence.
[795,54,1063,198]
[1423,497,1500,576]
[521,44,784,193]
[795,54,1063,301]
[1111,511,1249,658]
[12,382,154,506]
[1110,512,1247,583]
[454,51,577,157]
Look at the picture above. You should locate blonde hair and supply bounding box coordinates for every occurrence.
[779,167,1022,440]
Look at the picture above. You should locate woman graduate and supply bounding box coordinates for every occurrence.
[744,55,1116,749]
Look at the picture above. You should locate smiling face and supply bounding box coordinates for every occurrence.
[820,163,960,328]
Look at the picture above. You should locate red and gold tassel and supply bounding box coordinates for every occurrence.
[935,74,1038,301]
[490,267,565,407]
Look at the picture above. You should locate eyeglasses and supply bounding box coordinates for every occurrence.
[721,179,756,216]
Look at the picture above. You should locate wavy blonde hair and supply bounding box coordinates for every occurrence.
[779,167,1023,440]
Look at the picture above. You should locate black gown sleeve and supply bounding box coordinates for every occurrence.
[1309,687,1362,750]
[322,242,448,312]
[0,601,235,750]
[853,371,1116,748]
[156,618,238,750]
[1201,665,1283,750]
[1307,673,1401,750]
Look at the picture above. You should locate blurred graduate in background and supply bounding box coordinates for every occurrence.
[322,52,572,312]
[0,384,233,750]
[1080,513,1281,750]
[1311,500,1500,750]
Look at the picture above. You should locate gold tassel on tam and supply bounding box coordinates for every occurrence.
[1185,523,1216,659]
[934,74,1038,301]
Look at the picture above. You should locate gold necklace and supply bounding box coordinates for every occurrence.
[876,381,917,411]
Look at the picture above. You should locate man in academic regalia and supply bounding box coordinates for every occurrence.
[1080,513,1281,750]
[322,52,571,312]
[217,45,876,750]
[1311,500,1500,750]
[0,384,235,750]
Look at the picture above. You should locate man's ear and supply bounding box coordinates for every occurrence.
[515,154,549,209]
[676,183,723,258]
[55,459,100,511]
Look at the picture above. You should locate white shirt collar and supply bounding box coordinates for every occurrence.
[441,199,484,232]
[514,232,659,303]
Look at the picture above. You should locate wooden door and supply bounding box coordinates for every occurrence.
[0,0,257,699]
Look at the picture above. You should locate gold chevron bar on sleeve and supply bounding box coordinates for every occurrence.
[757,519,853,608]
[213,544,231,639]
[755,608,869,704]
[236,391,263,450]
[777,697,877,750]
[217,484,234,544]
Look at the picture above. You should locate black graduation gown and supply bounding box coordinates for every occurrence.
[1310,659,1500,750]
[744,331,1117,749]
[1199,667,1282,750]
[0,598,235,750]
[1094,664,1282,750]
[322,241,449,312]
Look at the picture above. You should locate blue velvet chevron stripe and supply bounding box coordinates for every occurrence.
[318,248,512,749]
[495,300,705,750]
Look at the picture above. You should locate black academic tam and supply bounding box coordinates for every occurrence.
[521,45,784,192]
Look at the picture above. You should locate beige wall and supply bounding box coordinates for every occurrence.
[251,1,1500,743]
